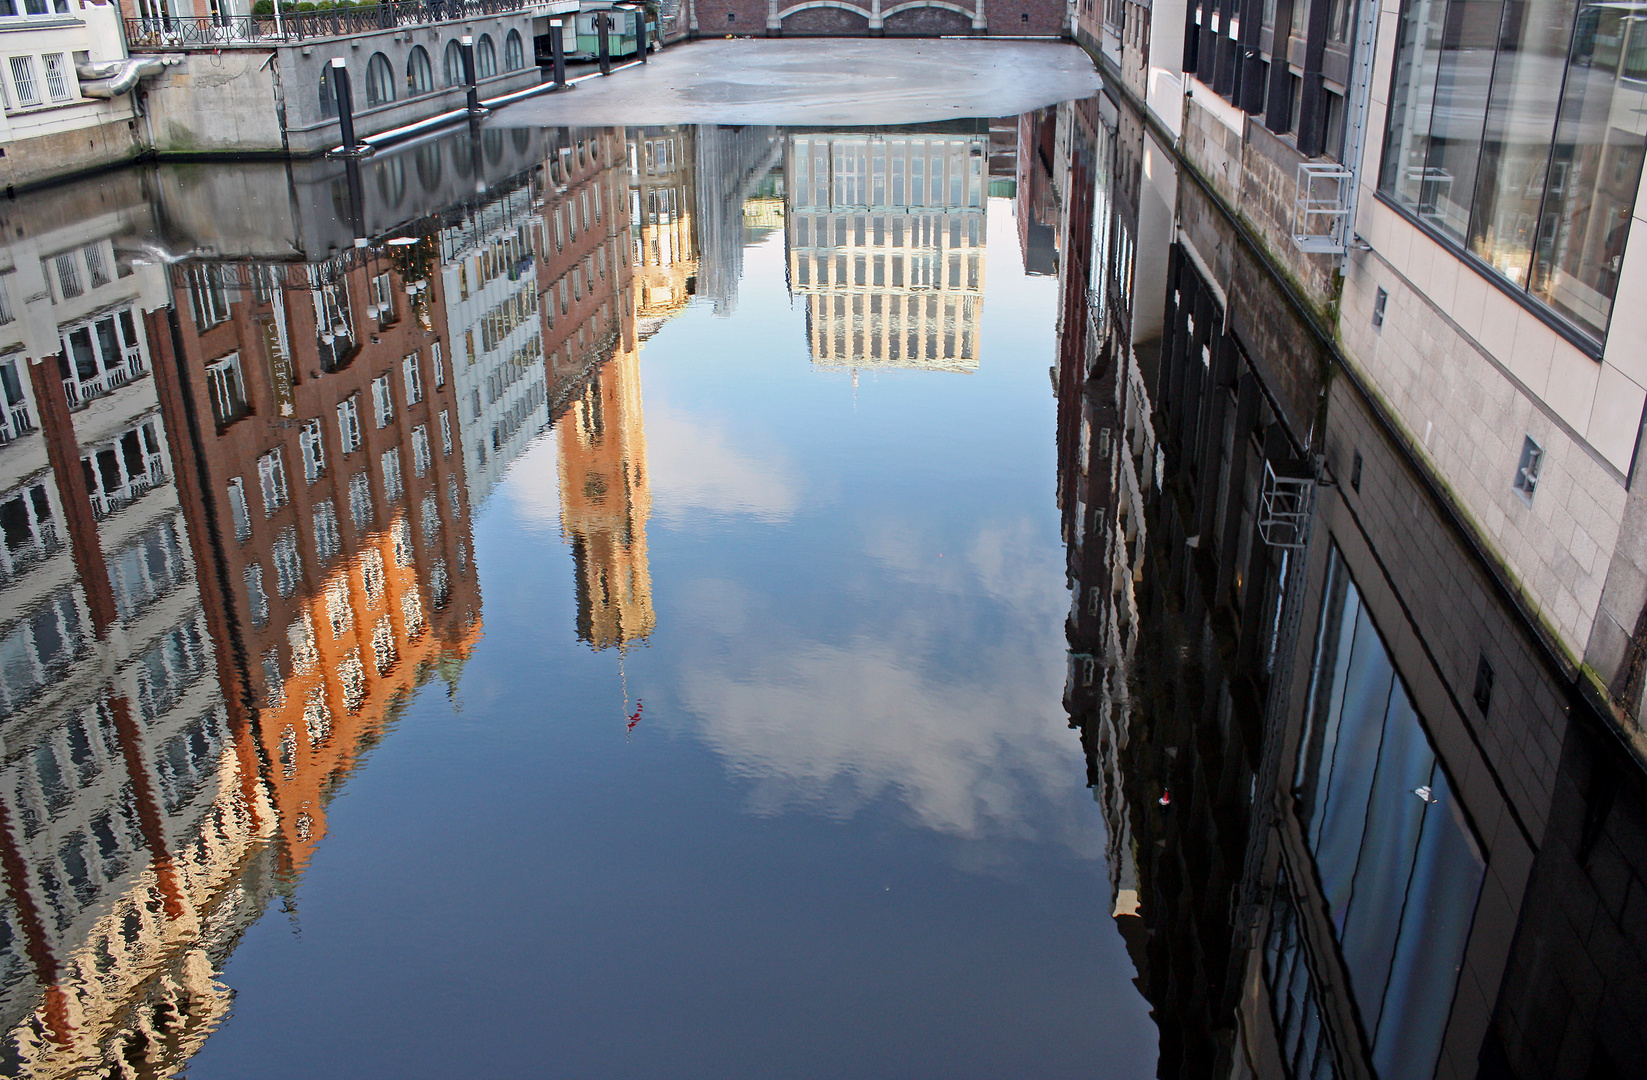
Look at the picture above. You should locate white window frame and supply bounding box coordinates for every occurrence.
[337,395,362,453]
[206,353,247,426]
[300,417,325,482]
[371,373,394,428]
[381,446,403,503]
[411,425,431,477]
[403,352,423,404]
[226,477,251,541]
[431,341,445,388]
[257,448,288,516]
[439,409,452,456]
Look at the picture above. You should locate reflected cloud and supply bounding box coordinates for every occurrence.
[675,521,1097,858]
[646,402,802,525]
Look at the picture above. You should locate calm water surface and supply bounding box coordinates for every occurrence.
[0,118,1158,1077]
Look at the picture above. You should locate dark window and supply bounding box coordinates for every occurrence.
[476,34,498,79]
[444,39,464,87]
[365,52,395,106]
[406,45,433,96]
[504,29,524,71]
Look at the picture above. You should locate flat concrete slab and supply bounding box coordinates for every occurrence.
[494,39,1102,126]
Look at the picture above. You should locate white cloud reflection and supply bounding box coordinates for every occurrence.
[646,402,802,526]
[674,521,1100,858]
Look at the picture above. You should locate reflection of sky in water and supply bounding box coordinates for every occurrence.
[187,201,1157,1080]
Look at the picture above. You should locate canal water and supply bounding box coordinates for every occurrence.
[3,83,1644,1080]
[0,115,1166,1077]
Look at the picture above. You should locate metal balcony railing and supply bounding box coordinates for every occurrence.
[0,401,34,444]
[125,0,528,47]
[63,352,148,409]
[89,454,168,520]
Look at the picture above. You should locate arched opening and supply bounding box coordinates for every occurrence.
[443,39,464,87]
[504,29,524,71]
[365,52,395,106]
[318,65,347,119]
[406,45,433,95]
[476,34,498,79]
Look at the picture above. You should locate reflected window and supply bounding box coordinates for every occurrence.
[406,45,433,96]
[365,52,395,106]
[1294,545,1486,1078]
[227,477,252,542]
[476,34,497,78]
[206,353,248,426]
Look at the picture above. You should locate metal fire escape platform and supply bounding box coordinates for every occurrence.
[1292,161,1355,255]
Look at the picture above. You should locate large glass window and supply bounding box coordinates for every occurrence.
[1379,0,1645,342]
[476,34,498,79]
[365,52,395,107]
[1293,545,1486,1080]
[406,45,433,96]
[504,29,525,71]
[443,39,464,87]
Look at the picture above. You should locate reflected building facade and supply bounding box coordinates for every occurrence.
[1056,75,1647,1080]
[784,131,988,373]
[628,127,699,333]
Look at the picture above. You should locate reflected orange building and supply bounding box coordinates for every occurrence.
[556,342,653,651]
[627,127,699,328]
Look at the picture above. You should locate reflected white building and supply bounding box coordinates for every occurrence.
[784,133,988,374]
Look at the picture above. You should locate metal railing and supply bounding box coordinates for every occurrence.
[125,0,527,47]
[62,354,149,409]
[0,401,34,444]
[89,454,168,520]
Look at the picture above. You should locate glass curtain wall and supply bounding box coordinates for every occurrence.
[1292,545,1487,1079]
[1378,0,1646,343]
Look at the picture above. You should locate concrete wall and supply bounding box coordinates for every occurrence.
[141,50,288,154]
[276,15,540,153]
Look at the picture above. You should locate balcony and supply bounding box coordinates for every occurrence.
[0,402,35,445]
[88,453,167,520]
[63,350,147,410]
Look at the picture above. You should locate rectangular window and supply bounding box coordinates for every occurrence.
[206,354,248,426]
[348,470,372,530]
[244,562,269,628]
[300,418,325,482]
[1379,0,1643,341]
[1514,435,1543,500]
[8,56,40,107]
[189,267,229,329]
[381,446,403,504]
[257,449,288,515]
[372,374,394,428]
[371,272,394,322]
[40,52,68,102]
[82,243,109,289]
[431,341,445,388]
[53,252,81,299]
[411,425,431,477]
[1372,287,1388,329]
[403,352,424,404]
[272,526,302,597]
[338,395,362,453]
[227,478,252,542]
[313,499,341,563]
[440,410,453,456]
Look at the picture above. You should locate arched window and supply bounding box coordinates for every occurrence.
[443,39,464,87]
[319,65,348,119]
[406,45,433,96]
[503,29,524,71]
[476,34,497,79]
[365,52,395,106]
[415,141,443,190]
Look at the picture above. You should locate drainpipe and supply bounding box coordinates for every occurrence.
[597,10,611,75]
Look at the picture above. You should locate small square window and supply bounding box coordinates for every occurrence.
[1350,450,1362,492]
[1513,435,1543,501]
[1473,653,1493,716]
[1372,287,1387,330]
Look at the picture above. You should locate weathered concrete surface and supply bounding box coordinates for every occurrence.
[497,39,1102,126]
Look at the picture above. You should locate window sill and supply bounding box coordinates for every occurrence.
[0,15,85,29]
